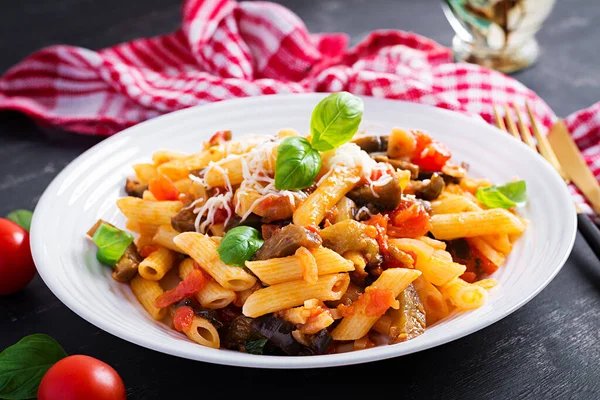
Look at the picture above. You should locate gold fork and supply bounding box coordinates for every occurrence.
[493,102,600,258]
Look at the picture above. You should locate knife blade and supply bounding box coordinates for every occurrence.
[547,120,600,214]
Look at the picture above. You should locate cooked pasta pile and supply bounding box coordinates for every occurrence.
[87,93,528,355]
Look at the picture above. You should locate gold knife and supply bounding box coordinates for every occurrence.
[547,120,600,214]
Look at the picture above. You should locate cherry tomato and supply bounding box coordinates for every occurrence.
[386,201,431,238]
[148,175,180,201]
[411,130,452,172]
[38,355,126,400]
[0,219,36,295]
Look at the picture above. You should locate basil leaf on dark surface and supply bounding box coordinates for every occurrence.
[92,223,134,266]
[310,92,364,151]
[274,137,322,190]
[217,226,264,267]
[0,334,67,400]
[5,210,33,232]
[244,338,268,355]
[476,180,527,209]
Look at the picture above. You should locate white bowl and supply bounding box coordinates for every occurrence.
[31,93,576,368]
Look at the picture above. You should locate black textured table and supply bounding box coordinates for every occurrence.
[2,0,600,398]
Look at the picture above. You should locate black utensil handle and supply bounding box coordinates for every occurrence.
[577,213,600,258]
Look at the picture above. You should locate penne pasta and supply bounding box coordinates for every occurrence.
[245,247,354,286]
[331,268,421,341]
[179,258,236,309]
[138,246,176,281]
[429,209,526,240]
[117,197,182,226]
[152,225,183,253]
[297,247,318,284]
[467,236,505,267]
[126,220,159,237]
[412,276,449,326]
[481,233,512,255]
[152,150,187,166]
[132,163,157,184]
[183,315,220,349]
[293,167,361,227]
[439,277,488,310]
[242,273,350,318]
[429,194,479,214]
[390,238,464,286]
[131,275,166,320]
[173,232,257,291]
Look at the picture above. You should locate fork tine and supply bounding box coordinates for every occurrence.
[493,104,507,132]
[513,103,537,150]
[503,104,520,139]
[525,101,571,182]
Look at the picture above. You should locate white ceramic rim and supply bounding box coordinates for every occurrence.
[31,93,577,368]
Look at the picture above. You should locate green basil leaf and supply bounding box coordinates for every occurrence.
[0,334,67,400]
[217,226,264,267]
[92,223,134,267]
[476,180,527,209]
[275,137,322,190]
[244,338,268,355]
[5,210,33,232]
[310,92,364,151]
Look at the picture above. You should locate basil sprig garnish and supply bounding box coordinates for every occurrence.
[275,137,322,190]
[476,180,527,209]
[0,334,67,400]
[217,226,264,267]
[274,92,364,190]
[92,223,134,266]
[310,91,364,151]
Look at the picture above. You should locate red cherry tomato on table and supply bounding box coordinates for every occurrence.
[411,130,452,172]
[0,218,36,295]
[38,355,126,400]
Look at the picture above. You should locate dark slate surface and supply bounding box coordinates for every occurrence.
[1,0,599,398]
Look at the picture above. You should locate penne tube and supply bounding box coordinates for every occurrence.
[293,167,361,227]
[373,315,392,335]
[481,233,512,255]
[152,150,187,166]
[204,145,278,188]
[242,273,350,318]
[117,197,183,226]
[138,246,176,281]
[152,225,183,253]
[132,163,157,184]
[245,247,354,285]
[173,178,192,194]
[131,275,166,320]
[412,276,449,326]
[467,237,505,267]
[430,194,480,214]
[179,258,236,309]
[417,236,447,250]
[126,220,159,237]
[183,315,220,349]
[429,209,526,240]
[331,268,421,341]
[474,278,499,291]
[173,232,257,291]
[142,190,157,201]
[439,277,488,310]
[297,247,318,284]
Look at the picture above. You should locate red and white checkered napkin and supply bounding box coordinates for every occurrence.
[0,0,597,211]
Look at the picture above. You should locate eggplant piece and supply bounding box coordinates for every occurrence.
[112,243,142,283]
[224,316,261,350]
[303,329,333,355]
[175,297,225,329]
[446,238,471,261]
[346,174,402,211]
[125,177,148,198]
[251,315,304,356]
[171,207,197,233]
[373,156,419,179]
[320,220,381,264]
[411,173,445,201]
[352,135,389,153]
[388,284,426,344]
[254,224,322,260]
